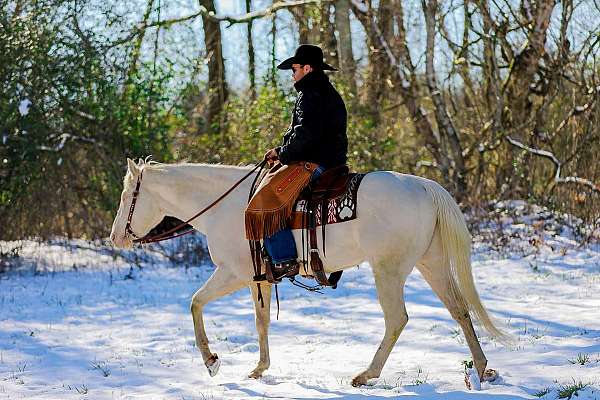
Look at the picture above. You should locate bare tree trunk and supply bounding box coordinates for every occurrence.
[334,0,357,94]
[422,0,466,197]
[557,0,573,69]
[146,0,162,137]
[12,0,24,20]
[363,0,393,124]
[246,0,256,99]
[270,11,277,86]
[476,0,502,126]
[199,0,228,133]
[503,0,556,196]
[319,3,338,66]
[504,0,556,126]
[290,7,310,43]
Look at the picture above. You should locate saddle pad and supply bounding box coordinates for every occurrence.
[288,173,366,230]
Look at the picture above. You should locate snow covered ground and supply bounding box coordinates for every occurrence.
[1,202,599,399]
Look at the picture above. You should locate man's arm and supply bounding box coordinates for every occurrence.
[278,92,322,165]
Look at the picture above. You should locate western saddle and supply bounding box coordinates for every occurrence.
[252,165,364,289]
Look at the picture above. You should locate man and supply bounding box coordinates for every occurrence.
[262,44,348,278]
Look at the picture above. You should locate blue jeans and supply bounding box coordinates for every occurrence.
[264,166,325,264]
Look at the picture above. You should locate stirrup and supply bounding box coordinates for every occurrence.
[272,261,299,280]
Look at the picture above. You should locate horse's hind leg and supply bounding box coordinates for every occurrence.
[190,267,246,376]
[417,234,488,379]
[248,283,272,379]
[352,261,413,387]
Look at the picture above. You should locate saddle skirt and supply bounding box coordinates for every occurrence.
[288,172,365,230]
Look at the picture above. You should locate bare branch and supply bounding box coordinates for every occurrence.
[146,0,332,29]
[551,95,598,139]
[556,176,600,193]
[109,0,331,48]
[476,0,515,62]
[505,136,600,194]
[350,0,368,14]
[37,134,99,152]
[505,135,561,173]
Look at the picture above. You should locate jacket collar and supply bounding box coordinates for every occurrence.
[294,71,328,92]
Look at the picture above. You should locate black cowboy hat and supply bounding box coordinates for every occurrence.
[277,44,338,71]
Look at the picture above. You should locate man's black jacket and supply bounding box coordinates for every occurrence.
[277,71,347,169]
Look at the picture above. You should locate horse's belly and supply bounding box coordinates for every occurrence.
[291,219,364,271]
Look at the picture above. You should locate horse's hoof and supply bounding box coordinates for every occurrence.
[351,374,369,387]
[205,354,220,377]
[248,369,262,379]
[482,368,499,383]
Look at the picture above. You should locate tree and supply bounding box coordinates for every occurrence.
[246,0,256,99]
[334,0,357,94]
[199,0,228,133]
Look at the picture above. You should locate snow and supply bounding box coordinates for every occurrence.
[18,99,31,116]
[1,204,599,399]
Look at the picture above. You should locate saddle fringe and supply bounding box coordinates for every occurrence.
[245,203,294,240]
[245,162,316,241]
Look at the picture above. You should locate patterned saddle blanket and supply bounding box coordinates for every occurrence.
[288,173,365,230]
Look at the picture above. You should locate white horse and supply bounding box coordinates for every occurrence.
[110,158,505,386]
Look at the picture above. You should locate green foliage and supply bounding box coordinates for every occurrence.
[557,380,588,399]
[182,85,293,165]
[568,353,591,366]
[0,2,177,239]
[346,112,399,171]
[461,359,474,372]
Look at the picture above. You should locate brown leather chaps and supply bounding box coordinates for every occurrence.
[245,161,318,241]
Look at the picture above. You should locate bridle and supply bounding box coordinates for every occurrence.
[123,160,267,245]
[124,170,145,241]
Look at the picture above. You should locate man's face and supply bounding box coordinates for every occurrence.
[292,64,313,82]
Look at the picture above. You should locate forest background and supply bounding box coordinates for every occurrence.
[1,0,599,240]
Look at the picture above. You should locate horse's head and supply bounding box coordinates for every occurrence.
[110,158,164,248]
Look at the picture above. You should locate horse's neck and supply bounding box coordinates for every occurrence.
[144,164,253,232]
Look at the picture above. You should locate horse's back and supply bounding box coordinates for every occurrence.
[358,171,436,205]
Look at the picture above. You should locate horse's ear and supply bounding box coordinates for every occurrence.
[127,158,138,174]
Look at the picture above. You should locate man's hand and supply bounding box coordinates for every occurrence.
[263,148,279,166]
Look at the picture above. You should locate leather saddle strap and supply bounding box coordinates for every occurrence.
[308,224,343,288]
[321,198,328,257]
[308,209,331,286]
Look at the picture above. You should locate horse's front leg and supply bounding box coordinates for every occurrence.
[248,283,272,379]
[190,267,246,377]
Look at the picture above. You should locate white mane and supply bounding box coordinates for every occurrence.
[123,158,254,192]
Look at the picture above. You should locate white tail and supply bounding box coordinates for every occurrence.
[422,181,508,341]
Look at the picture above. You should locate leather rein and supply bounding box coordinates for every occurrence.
[124,160,267,244]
